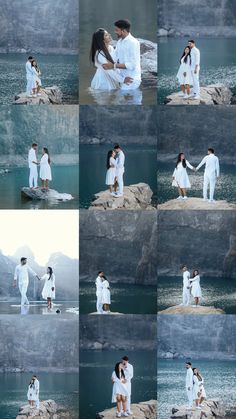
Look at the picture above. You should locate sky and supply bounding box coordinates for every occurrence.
[0,210,79,265]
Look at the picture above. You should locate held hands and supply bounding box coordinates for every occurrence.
[52,287,55,291]
[183,72,187,77]
[124,76,133,85]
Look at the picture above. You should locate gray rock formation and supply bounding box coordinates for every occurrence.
[89,183,154,210]
[14,87,63,105]
[158,198,236,210]
[165,85,233,106]
[139,39,157,87]
[97,400,157,419]
[171,400,226,419]
[21,187,73,201]
[80,210,157,285]
[223,234,236,278]
[16,400,70,419]
[158,305,225,315]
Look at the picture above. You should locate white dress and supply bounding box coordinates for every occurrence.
[41,273,56,300]
[193,375,200,400]
[105,157,117,185]
[40,154,52,181]
[32,67,42,88]
[172,161,194,188]
[102,279,111,305]
[176,56,193,85]
[27,384,37,401]
[199,377,206,398]
[191,275,202,298]
[111,371,129,403]
[91,45,124,90]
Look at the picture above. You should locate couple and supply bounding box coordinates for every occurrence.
[90,19,141,92]
[176,40,200,100]
[27,375,40,408]
[181,265,202,307]
[185,362,206,410]
[28,143,52,190]
[172,148,220,202]
[111,356,133,417]
[26,56,42,97]
[106,144,125,197]
[95,271,111,313]
[13,257,56,309]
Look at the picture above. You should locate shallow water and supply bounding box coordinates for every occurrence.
[0,301,79,316]
[158,38,236,104]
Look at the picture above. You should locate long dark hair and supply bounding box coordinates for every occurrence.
[29,378,35,387]
[114,362,125,379]
[193,368,202,381]
[192,270,199,278]
[47,266,53,280]
[180,46,191,65]
[106,150,114,170]
[90,28,114,65]
[43,147,51,164]
[176,153,186,168]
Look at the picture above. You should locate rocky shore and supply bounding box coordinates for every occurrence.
[97,400,157,419]
[158,305,225,315]
[16,400,71,419]
[165,84,233,105]
[21,187,73,201]
[171,400,226,418]
[14,87,63,105]
[158,197,236,210]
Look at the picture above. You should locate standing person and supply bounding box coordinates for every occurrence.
[196,369,207,407]
[172,153,195,200]
[39,267,55,309]
[111,362,129,418]
[196,148,220,203]
[95,271,104,313]
[27,378,37,407]
[185,362,193,409]
[33,375,40,409]
[105,150,117,193]
[28,143,39,190]
[122,356,134,415]
[176,46,193,99]
[190,270,202,307]
[181,265,191,306]
[102,275,111,313]
[40,147,52,190]
[192,368,201,409]
[112,144,125,197]
[188,40,200,100]
[31,59,42,96]
[13,257,39,306]
[26,56,34,97]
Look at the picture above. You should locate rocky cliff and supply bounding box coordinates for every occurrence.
[17,400,71,419]
[97,400,157,419]
[165,84,233,106]
[171,400,226,419]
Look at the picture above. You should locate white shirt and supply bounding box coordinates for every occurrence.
[196,154,220,177]
[95,276,103,295]
[124,363,133,395]
[115,151,125,175]
[115,33,141,81]
[14,264,37,285]
[186,368,193,389]
[26,61,33,78]
[190,46,200,70]
[34,379,40,397]
[183,270,190,288]
[28,148,37,169]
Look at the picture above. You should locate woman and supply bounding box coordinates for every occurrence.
[27,378,37,407]
[31,59,42,96]
[111,362,129,418]
[40,147,52,189]
[102,275,111,313]
[194,368,206,407]
[172,153,195,200]
[190,270,202,307]
[192,368,201,409]
[40,267,55,309]
[105,150,117,193]
[176,46,193,99]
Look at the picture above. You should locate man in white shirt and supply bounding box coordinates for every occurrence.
[28,143,39,189]
[112,144,125,197]
[181,265,191,306]
[33,375,40,408]
[26,56,34,97]
[185,362,193,409]
[95,271,104,313]
[122,356,134,415]
[102,19,141,90]
[13,257,39,306]
[196,148,220,203]
[188,40,200,99]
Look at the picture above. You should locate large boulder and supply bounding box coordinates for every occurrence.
[158,197,236,210]
[21,187,73,201]
[171,400,226,418]
[16,400,70,419]
[14,86,63,105]
[97,400,157,419]
[139,39,157,87]
[158,305,225,315]
[165,84,233,105]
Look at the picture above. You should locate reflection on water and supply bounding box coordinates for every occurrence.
[157,359,236,419]
[80,282,156,314]
[157,276,236,314]
[0,301,79,316]
[88,87,143,105]
[158,38,236,104]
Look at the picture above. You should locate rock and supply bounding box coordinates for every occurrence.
[223,234,236,278]
[165,84,233,105]
[158,197,236,210]
[97,400,157,419]
[139,39,157,87]
[16,400,71,419]
[171,400,226,418]
[0,169,10,175]
[89,183,154,210]
[89,312,124,316]
[158,305,225,315]
[14,87,63,105]
[21,187,74,201]
[158,28,169,37]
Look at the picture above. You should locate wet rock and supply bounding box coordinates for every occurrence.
[16,399,70,419]
[171,400,226,418]
[158,197,236,210]
[97,400,157,419]
[158,305,225,315]
[21,187,73,201]
[14,86,63,105]
[165,84,233,105]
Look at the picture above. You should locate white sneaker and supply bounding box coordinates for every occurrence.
[176,196,183,200]
[193,95,200,100]
[117,413,122,418]
[178,92,185,97]
[208,199,215,203]
[114,193,123,198]
[37,93,42,96]
[188,93,195,98]
[127,411,133,415]
[182,196,188,200]
[183,94,190,99]
[196,406,201,410]
[123,413,129,417]
[203,198,208,201]
[111,192,117,197]
[27,94,33,97]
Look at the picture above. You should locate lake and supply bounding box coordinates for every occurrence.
[80,350,157,418]
[0,372,78,419]
[80,145,157,208]
[79,0,157,105]
[0,54,78,104]
[158,38,236,104]
[80,282,156,314]
[0,301,79,316]
[0,165,79,209]
[157,359,236,419]
[157,276,236,314]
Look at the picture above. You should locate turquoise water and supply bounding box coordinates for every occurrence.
[157,359,236,419]
[158,38,236,104]
[0,301,79,316]
[0,372,79,419]
[80,350,157,418]
[157,276,236,314]
[0,165,79,209]
[0,54,78,104]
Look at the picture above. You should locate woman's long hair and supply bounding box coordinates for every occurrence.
[114,362,125,379]
[47,266,53,280]
[180,46,191,65]
[106,150,114,170]
[90,28,114,65]
[192,270,199,278]
[43,147,51,164]
[176,153,186,168]
[193,368,202,381]
[29,378,35,387]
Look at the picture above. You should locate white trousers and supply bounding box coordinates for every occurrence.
[96,294,103,313]
[120,80,141,90]
[19,282,29,305]
[203,174,216,200]
[26,77,33,94]
[183,287,190,305]
[29,166,38,188]
[36,398,40,408]
[116,173,124,195]
[191,71,200,96]
[186,389,193,407]
[126,395,131,412]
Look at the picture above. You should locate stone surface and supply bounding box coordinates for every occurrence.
[16,400,71,419]
[14,87,63,105]
[165,85,233,105]
[158,197,236,210]
[21,187,73,201]
[223,234,236,278]
[139,39,157,87]
[89,183,154,210]
[171,400,226,419]
[158,305,225,315]
[97,400,157,419]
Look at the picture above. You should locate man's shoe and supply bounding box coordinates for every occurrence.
[183,94,190,99]
[114,193,123,198]
[193,95,200,100]
[208,199,215,203]
[178,92,185,97]
[182,196,188,200]
[176,196,183,200]
[117,413,121,418]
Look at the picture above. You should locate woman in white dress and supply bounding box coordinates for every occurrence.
[102,275,111,313]
[192,368,201,409]
[190,270,202,307]
[40,147,52,189]
[111,362,129,418]
[172,153,195,200]
[31,59,42,96]
[176,46,193,99]
[194,368,207,407]
[105,150,117,193]
[27,378,37,407]
[40,267,55,309]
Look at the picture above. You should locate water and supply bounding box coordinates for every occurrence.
[157,359,236,419]
[79,0,157,105]
[157,276,236,314]
[158,38,236,104]
[0,372,78,419]
[80,350,157,419]
[0,301,79,316]
[0,165,79,209]
[80,282,156,314]
[80,145,157,208]
[157,161,236,204]
[0,54,78,104]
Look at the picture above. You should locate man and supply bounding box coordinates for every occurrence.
[33,375,40,409]
[122,355,134,415]
[196,148,220,203]
[102,19,141,90]
[188,40,200,100]
[181,265,191,306]
[28,143,39,189]
[95,271,104,313]
[13,257,39,306]
[112,144,125,197]
[185,362,193,409]
[26,56,34,97]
